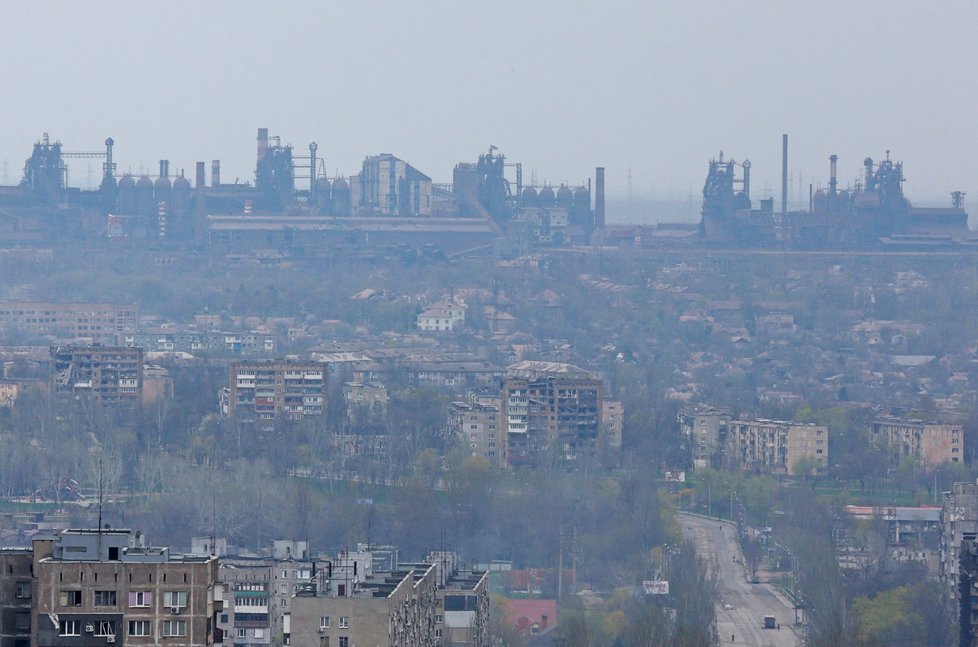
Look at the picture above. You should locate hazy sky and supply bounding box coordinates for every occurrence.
[2,1,976,211]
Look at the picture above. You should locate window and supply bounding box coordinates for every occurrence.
[130,591,152,607]
[15,582,30,599]
[236,628,247,638]
[59,590,82,606]
[59,619,81,636]
[220,614,228,624]
[254,628,264,639]
[128,620,152,637]
[339,638,349,647]
[94,590,117,606]
[95,621,116,637]
[163,591,187,608]
[319,616,330,629]
[162,620,186,637]
[338,617,349,629]
[435,615,443,623]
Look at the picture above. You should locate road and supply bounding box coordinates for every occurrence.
[680,513,802,647]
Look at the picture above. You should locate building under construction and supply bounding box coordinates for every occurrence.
[0,130,606,255]
[700,142,971,249]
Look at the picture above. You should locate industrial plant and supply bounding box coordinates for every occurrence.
[699,135,971,249]
[0,130,604,255]
[0,129,972,254]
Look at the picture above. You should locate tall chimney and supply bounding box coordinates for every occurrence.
[195,161,206,240]
[595,167,605,230]
[212,160,221,188]
[309,142,318,201]
[781,134,788,214]
[257,128,269,162]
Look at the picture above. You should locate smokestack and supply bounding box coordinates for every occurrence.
[595,167,605,230]
[309,142,318,201]
[781,134,788,214]
[257,128,269,162]
[212,160,221,188]
[195,161,206,240]
[864,158,874,190]
[742,160,751,200]
[158,160,167,179]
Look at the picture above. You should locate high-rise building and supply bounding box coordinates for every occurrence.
[228,361,327,424]
[501,362,603,465]
[51,346,144,406]
[0,303,137,342]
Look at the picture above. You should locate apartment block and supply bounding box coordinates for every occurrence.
[448,398,503,467]
[502,362,602,465]
[417,299,467,333]
[228,361,327,423]
[424,552,489,647]
[942,482,978,607]
[120,331,275,356]
[0,548,33,647]
[679,406,730,469]
[601,399,624,450]
[288,551,438,647]
[872,417,963,469]
[724,419,827,475]
[51,346,144,406]
[0,303,137,342]
[31,528,219,647]
[343,381,388,427]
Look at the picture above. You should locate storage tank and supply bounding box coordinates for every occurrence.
[136,176,155,217]
[574,187,591,227]
[317,177,332,215]
[521,187,538,208]
[331,177,351,216]
[538,186,556,208]
[117,175,136,214]
[813,189,827,212]
[154,161,172,213]
[837,189,850,211]
[172,175,191,215]
[556,185,573,211]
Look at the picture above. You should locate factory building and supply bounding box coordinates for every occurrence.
[358,154,432,216]
[700,146,971,249]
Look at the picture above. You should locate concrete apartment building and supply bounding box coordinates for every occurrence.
[501,361,603,465]
[0,303,137,342]
[941,482,978,607]
[51,346,144,406]
[678,405,729,469]
[343,381,388,427]
[120,331,275,356]
[724,419,827,475]
[228,361,327,424]
[203,539,312,647]
[872,417,963,469]
[31,528,219,647]
[288,551,439,647]
[424,552,489,647]
[448,398,503,467]
[0,548,33,647]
